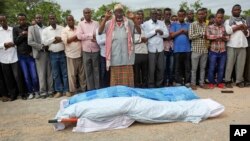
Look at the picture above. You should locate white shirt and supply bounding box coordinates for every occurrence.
[225,19,249,48]
[0,27,18,64]
[96,28,106,57]
[42,25,65,52]
[134,29,148,54]
[142,19,169,53]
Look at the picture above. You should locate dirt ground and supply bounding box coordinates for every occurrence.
[0,86,250,141]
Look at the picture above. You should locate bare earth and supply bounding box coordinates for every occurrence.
[0,86,250,141]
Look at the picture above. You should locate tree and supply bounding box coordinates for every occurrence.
[179,1,189,11]
[179,0,213,19]
[0,0,6,14]
[190,0,203,12]
[179,0,203,12]
[243,9,250,17]
[2,0,71,25]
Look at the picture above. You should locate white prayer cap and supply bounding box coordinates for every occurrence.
[114,3,124,11]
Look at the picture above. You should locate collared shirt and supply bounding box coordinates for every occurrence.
[189,21,208,53]
[206,24,229,53]
[76,19,99,53]
[13,24,32,55]
[61,26,82,58]
[134,27,148,54]
[104,19,135,66]
[0,27,18,64]
[170,22,191,53]
[163,23,173,52]
[142,19,169,53]
[96,28,106,57]
[224,19,249,48]
[42,25,65,52]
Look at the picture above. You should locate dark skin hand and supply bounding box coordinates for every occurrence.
[91,34,96,42]
[53,36,62,44]
[182,29,188,35]
[43,45,49,51]
[141,37,148,43]
[67,35,79,44]
[98,10,112,34]
[155,29,163,35]
[19,31,28,36]
[240,24,248,36]
[171,29,188,38]
[4,42,15,50]
[215,36,227,42]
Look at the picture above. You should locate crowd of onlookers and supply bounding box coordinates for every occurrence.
[0,3,249,102]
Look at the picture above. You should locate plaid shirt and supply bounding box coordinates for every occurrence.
[206,24,229,53]
[189,21,208,53]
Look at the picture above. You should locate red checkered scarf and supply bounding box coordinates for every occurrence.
[105,16,133,71]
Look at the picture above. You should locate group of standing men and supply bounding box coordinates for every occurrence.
[0,3,250,102]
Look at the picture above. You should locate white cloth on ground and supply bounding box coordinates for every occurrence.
[54,97,224,132]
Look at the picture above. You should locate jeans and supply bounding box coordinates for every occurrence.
[18,54,39,93]
[50,51,69,93]
[208,51,227,84]
[164,51,174,84]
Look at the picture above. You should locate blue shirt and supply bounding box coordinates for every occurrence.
[170,22,191,53]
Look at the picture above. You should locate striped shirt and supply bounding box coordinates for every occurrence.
[189,21,208,53]
[206,24,229,53]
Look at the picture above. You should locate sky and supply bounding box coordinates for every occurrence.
[51,0,250,21]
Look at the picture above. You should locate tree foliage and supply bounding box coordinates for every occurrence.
[179,0,213,17]
[179,0,203,12]
[1,0,71,26]
[179,1,189,11]
[190,0,203,12]
[0,0,6,14]
[243,9,250,17]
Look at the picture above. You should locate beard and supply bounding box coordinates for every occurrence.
[116,16,123,22]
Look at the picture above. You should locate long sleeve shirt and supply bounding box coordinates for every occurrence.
[189,21,208,53]
[224,19,249,48]
[76,20,100,53]
[134,27,148,54]
[0,26,18,64]
[206,24,229,53]
[96,28,106,57]
[61,26,82,58]
[13,24,32,55]
[142,19,169,53]
[42,25,65,52]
